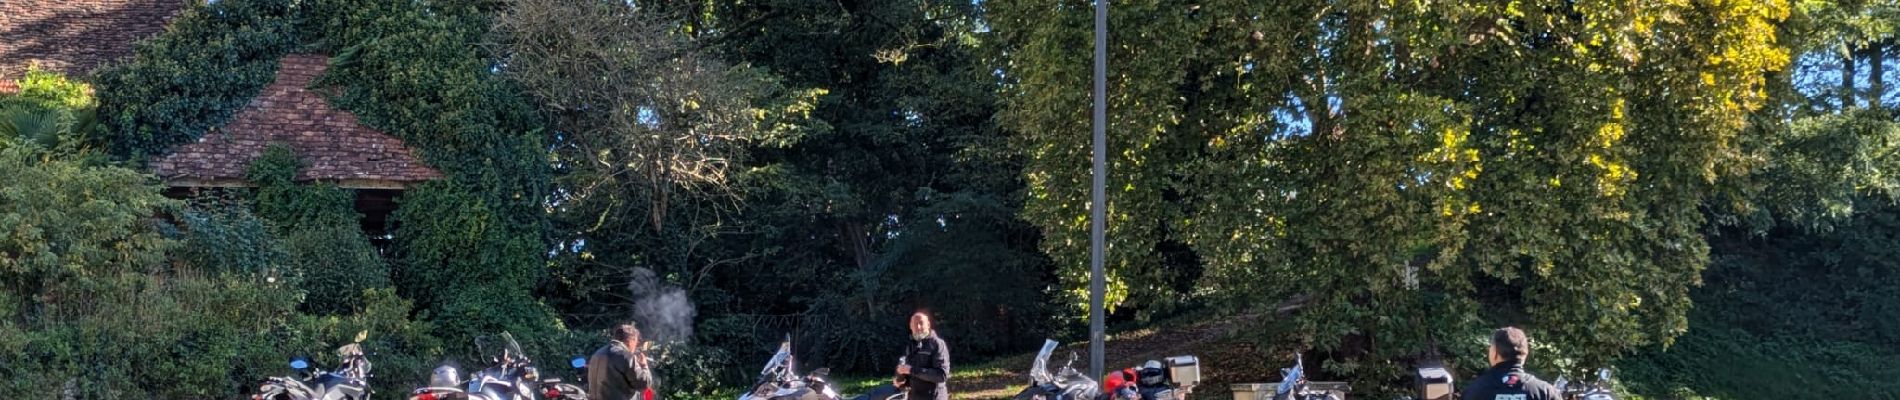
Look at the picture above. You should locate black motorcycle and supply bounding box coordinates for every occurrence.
[253,342,373,400]
[1011,339,1101,400]
[1108,356,1202,400]
[740,338,841,400]
[1554,368,1617,400]
[407,332,587,400]
[1272,354,1349,400]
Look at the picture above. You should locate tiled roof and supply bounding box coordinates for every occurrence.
[0,80,17,95]
[151,54,442,189]
[0,0,185,80]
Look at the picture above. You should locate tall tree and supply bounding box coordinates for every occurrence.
[639,0,1056,370]
[493,0,818,331]
[990,0,1790,389]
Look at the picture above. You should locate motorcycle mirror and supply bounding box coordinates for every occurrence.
[291,358,310,370]
[572,357,587,369]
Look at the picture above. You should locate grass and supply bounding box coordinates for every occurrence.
[829,364,1027,400]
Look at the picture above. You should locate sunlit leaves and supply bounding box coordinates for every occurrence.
[993,0,1789,390]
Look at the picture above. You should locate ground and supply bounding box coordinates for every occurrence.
[835,314,1282,400]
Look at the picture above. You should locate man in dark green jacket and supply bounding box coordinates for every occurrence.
[589,323,654,400]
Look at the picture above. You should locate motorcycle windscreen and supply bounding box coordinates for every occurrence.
[1029,339,1059,383]
[761,341,793,377]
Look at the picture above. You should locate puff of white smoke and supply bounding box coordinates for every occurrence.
[627,267,697,343]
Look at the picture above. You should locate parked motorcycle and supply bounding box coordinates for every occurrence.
[1103,356,1201,400]
[406,332,588,400]
[740,338,840,400]
[253,342,373,400]
[1272,354,1349,400]
[1554,368,1617,400]
[1012,340,1101,400]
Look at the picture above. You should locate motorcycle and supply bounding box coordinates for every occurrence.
[739,338,840,400]
[1272,354,1349,400]
[1103,357,1200,400]
[253,342,373,400]
[1554,368,1617,400]
[407,332,588,400]
[1011,340,1101,400]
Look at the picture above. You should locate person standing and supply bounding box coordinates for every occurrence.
[589,323,655,400]
[1461,327,1562,400]
[895,311,951,400]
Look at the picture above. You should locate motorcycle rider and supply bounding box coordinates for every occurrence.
[589,323,655,400]
[1462,327,1562,400]
[895,311,951,400]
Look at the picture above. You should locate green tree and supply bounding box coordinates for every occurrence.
[990,0,1791,389]
[634,0,1058,371]
[1613,2,1900,398]
[492,0,819,338]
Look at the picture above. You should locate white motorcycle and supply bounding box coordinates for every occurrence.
[739,338,840,400]
[253,342,372,400]
[1272,354,1349,400]
[407,332,587,400]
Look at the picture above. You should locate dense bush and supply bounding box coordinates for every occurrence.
[172,195,294,280]
[290,288,446,396]
[300,0,565,360]
[0,147,298,398]
[0,146,175,309]
[1,68,102,154]
[246,144,391,315]
[1618,203,1900,399]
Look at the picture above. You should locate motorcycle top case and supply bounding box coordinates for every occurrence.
[1414,366,1454,400]
[1164,356,1200,387]
[1229,383,1274,400]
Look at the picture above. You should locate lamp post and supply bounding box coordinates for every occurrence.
[1088,0,1108,381]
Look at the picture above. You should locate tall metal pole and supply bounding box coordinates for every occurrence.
[1089,0,1109,382]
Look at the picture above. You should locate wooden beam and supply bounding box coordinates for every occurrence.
[164,177,426,190]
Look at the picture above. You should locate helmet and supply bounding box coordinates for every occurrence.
[430,365,461,388]
[1137,361,1167,387]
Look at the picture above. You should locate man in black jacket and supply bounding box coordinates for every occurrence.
[589,323,654,400]
[1461,327,1562,400]
[895,311,951,400]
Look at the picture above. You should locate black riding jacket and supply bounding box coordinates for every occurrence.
[1461,362,1562,400]
[901,333,951,400]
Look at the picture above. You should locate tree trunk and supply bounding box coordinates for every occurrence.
[1844,43,1858,109]
[1871,42,1888,111]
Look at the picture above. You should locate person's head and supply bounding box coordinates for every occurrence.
[1487,327,1530,367]
[613,323,642,349]
[909,310,933,340]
